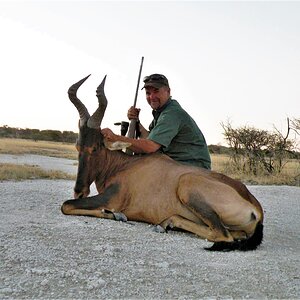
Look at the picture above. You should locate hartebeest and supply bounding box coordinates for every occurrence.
[61,75,264,251]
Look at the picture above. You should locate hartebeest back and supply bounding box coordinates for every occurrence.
[61,75,264,251]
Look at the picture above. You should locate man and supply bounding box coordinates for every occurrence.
[101,74,211,169]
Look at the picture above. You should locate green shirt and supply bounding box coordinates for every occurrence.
[147,99,211,169]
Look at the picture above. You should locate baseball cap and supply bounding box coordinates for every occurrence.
[142,74,169,89]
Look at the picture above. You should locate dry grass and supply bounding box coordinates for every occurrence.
[211,154,300,186]
[0,138,77,159]
[0,138,77,181]
[0,163,75,181]
[0,138,299,185]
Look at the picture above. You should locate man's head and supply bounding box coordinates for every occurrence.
[142,74,171,110]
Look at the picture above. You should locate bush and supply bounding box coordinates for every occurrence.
[221,119,298,175]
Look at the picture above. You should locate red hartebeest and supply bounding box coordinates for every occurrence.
[61,75,264,251]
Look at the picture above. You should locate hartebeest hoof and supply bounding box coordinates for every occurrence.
[112,212,127,222]
[153,225,166,233]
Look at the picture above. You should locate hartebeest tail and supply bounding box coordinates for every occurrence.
[207,221,263,251]
[61,75,264,252]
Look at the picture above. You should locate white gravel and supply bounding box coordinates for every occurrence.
[0,155,299,299]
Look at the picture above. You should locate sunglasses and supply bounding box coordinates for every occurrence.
[143,74,167,83]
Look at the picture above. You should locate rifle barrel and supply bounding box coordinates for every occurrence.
[126,57,144,154]
[132,56,144,108]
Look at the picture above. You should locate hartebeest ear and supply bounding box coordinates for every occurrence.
[103,139,132,151]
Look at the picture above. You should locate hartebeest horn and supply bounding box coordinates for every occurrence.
[87,75,107,129]
[68,74,91,127]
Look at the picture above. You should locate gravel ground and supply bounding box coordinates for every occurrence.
[0,155,299,299]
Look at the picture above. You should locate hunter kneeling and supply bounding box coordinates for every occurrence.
[102,73,211,170]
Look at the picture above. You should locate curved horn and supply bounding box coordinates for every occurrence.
[68,74,91,127]
[87,75,108,129]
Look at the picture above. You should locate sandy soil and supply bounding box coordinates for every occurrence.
[0,154,299,299]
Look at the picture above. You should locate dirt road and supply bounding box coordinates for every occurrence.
[0,179,299,299]
[0,154,299,299]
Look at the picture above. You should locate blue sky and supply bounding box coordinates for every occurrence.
[0,1,299,145]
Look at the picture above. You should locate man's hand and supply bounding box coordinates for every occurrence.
[127,106,140,120]
[101,128,118,142]
[102,127,160,154]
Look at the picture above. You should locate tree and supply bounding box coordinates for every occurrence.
[221,119,296,175]
[291,117,300,136]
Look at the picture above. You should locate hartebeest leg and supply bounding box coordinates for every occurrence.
[61,185,127,221]
[159,215,233,243]
[62,203,127,221]
[177,174,234,242]
[62,201,118,220]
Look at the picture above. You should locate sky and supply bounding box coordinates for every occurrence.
[0,0,299,146]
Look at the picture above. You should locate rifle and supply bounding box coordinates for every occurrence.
[127,56,144,139]
[126,56,144,155]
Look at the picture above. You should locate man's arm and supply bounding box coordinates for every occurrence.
[138,123,150,139]
[101,128,161,154]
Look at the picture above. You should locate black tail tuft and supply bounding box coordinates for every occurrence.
[205,222,264,252]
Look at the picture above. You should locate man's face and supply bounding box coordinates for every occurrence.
[145,86,170,110]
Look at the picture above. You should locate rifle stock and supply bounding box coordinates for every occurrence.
[127,119,138,139]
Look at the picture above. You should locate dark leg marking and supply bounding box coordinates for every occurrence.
[65,183,120,210]
[188,193,229,238]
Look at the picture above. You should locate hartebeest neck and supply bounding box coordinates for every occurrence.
[95,148,142,191]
